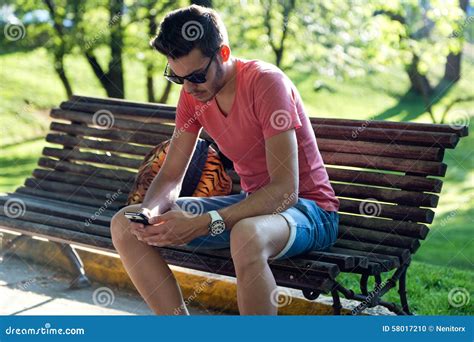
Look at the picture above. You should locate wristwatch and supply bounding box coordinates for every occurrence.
[208,210,226,236]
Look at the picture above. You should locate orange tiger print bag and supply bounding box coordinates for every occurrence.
[126,138,233,205]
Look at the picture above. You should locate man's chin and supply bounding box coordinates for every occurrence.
[194,93,214,103]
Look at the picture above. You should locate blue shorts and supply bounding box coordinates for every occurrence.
[173,192,339,261]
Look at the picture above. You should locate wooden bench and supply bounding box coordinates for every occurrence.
[0,95,468,315]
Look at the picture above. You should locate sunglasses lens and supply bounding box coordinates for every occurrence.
[187,73,207,84]
[165,75,184,85]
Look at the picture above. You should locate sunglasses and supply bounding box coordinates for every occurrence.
[163,50,219,85]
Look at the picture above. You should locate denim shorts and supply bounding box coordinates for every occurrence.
[172,192,339,260]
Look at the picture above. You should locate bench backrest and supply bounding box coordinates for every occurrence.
[23,95,468,257]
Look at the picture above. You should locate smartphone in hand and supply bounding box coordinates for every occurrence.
[124,212,150,226]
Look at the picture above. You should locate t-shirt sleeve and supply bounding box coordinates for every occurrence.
[254,71,302,139]
[175,88,203,135]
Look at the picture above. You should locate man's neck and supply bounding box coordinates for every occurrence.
[215,57,238,101]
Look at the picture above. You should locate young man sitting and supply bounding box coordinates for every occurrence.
[110,4,339,315]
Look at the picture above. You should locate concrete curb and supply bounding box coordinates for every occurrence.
[0,231,391,315]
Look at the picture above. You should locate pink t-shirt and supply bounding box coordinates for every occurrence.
[175,58,340,212]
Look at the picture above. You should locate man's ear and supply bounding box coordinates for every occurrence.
[220,45,231,62]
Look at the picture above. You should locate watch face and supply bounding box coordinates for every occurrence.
[210,220,226,236]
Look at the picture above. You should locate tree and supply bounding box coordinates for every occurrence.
[83,0,125,99]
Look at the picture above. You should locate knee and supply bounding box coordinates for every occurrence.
[230,218,268,270]
[110,207,134,249]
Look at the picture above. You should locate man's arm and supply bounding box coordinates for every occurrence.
[140,130,199,216]
[216,129,299,229]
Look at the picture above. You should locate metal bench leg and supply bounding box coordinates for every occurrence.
[55,242,91,290]
[0,234,30,260]
[331,289,342,315]
[398,263,412,315]
[360,274,369,296]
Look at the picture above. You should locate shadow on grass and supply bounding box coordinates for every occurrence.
[371,80,457,122]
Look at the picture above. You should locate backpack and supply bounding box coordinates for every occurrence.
[126,138,233,205]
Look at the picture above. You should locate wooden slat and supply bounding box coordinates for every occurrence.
[334,239,410,263]
[33,169,132,193]
[60,101,176,121]
[46,133,151,156]
[317,138,444,161]
[15,186,124,210]
[0,195,112,227]
[304,251,356,270]
[43,147,142,170]
[311,117,469,138]
[338,199,434,223]
[24,178,129,204]
[321,151,447,176]
[338,214,429,240]
[326,167,443,193]
[51,109,176,136]
[332,183,439,208]
[312,124,460,148]
[50,122,167,146]
[38,157,136,182]
[0,216,113,250]
[230,167,443,193]
[330,247,400,270]
[0,204,109,237]
[338,225,420,252]
[3,192,116,217]
[68,96,177,114]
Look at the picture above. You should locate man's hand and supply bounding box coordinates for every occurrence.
[130,210,210,247]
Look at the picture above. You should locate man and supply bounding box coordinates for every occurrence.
[110,4,339,315]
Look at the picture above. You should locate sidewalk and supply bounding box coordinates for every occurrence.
[0,255,218,315]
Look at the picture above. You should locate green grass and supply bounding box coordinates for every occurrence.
[0,47,472,315]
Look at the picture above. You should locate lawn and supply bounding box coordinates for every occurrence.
[0,47,472,315]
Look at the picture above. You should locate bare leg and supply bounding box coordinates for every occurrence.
[230,214,291,315]
[110,204,188,315]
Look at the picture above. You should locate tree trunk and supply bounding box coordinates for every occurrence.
[159,81,173,104]
[407,54,432,95]
[43,0,74,98]
[443,0,469,82]
[146,64,155,103]
[54,54,73,98]
[106,0,125,98]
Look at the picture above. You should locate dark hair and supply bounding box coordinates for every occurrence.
[150,5,228,59]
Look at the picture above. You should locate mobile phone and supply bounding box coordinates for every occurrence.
[124,212,150,225]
